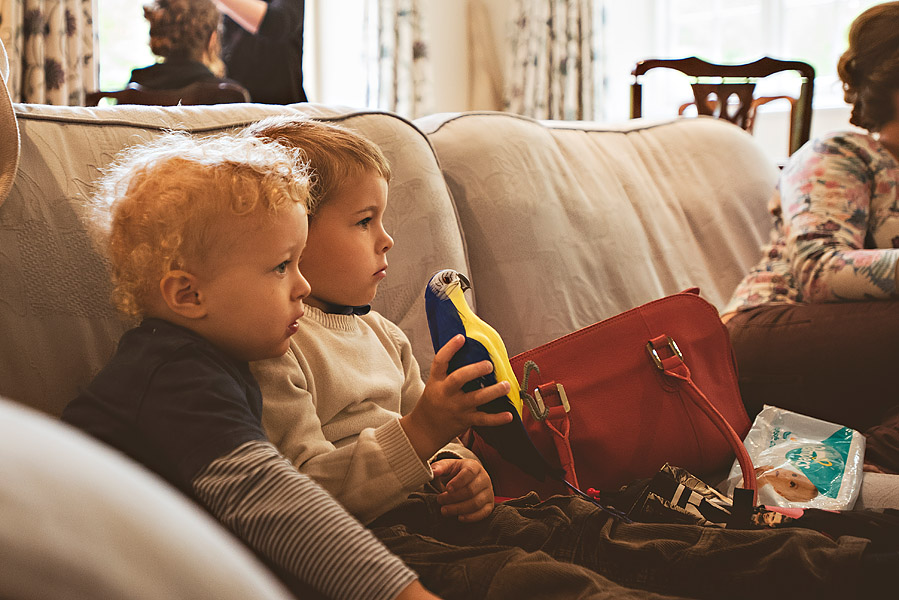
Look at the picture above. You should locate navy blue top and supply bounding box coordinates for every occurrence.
[62,318,267,493]
[128,58,221,90]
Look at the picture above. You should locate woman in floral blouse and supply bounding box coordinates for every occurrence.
[722,2,899,462]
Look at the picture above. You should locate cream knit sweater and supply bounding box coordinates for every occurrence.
[252,306,474,524]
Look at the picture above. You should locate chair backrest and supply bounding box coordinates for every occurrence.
[85,80,251,107]
[631,56,815,155]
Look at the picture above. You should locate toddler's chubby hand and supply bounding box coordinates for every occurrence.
[431,458,495,522]
[400,334,513,461]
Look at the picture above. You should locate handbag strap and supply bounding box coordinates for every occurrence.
[533,383,580,489]
[646,334,758,505]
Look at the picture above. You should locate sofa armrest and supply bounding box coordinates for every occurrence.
[0,397,293,600]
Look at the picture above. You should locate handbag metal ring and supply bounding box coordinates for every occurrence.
[646,336,683,370]
[531,383,570,421]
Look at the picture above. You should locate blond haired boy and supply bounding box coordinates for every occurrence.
[62,131,438,600]
[248,116,887,600]
[247,116,511,525]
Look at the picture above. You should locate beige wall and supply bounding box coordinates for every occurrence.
[305,0,514,114]
[422,0,514,113]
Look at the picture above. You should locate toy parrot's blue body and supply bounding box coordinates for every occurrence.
[425,269,563,482]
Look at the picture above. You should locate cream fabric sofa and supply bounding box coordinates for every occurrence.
[2,93,898,594]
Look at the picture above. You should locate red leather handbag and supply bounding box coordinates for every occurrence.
[468,289,757,503]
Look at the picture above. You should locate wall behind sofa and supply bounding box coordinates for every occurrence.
[305,0,514,114]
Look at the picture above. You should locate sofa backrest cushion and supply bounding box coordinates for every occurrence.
[416,112,778,357]
[1,103,465,417]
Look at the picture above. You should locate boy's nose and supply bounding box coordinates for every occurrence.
[294,269,311,300]
[381,230,394,253]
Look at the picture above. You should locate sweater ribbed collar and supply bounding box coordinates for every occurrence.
[304,304,369,332]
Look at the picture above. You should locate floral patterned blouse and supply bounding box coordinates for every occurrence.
[725,131,899,313]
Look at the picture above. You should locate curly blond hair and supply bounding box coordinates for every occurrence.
[90,131,309,317]
[244,116,391,217]
[144,0,221,69]
[837,1,899,132]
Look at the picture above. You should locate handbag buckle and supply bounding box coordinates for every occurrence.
[520,361,570,421]
[646,336,683,370]
[531,383,570,421]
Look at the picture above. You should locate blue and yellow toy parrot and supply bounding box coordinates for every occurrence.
[424,269,563,482]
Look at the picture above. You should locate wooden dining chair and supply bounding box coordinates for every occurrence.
[86,80,251,107]
[631,56,815,155]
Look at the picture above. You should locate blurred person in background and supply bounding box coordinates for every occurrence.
[129,0,231,90]
[213,0,307,104]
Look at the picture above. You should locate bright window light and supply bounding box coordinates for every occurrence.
[96,0,154,91]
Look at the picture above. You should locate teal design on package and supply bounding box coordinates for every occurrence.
[784,427,853,498]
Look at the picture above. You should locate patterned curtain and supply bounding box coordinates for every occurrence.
[0,0,96,104]
[365,0,431,119]
[505,0,594,120]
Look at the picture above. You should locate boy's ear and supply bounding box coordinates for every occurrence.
[159,270,207,319]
